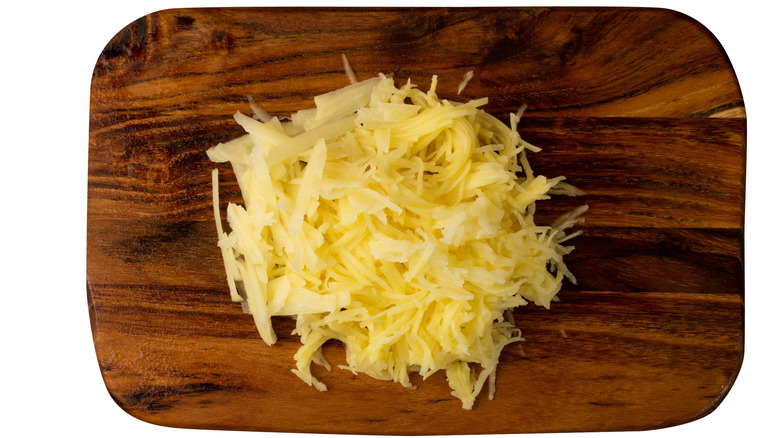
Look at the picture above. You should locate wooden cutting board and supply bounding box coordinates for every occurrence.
[87,7,745,434]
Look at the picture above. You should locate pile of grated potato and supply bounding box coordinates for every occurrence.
[207,70,585,409]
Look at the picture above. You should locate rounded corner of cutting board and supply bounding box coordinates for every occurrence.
[639,6,743,79]
[90,7,192,81]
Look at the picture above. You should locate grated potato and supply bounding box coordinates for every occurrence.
[208,73,585,409]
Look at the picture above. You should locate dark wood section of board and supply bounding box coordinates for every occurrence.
[87,8,745,434]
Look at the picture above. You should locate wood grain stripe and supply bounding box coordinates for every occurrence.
[90,286,741,433]
[91,8,743,119]
[88,117,745,228]
[87,219,742,297]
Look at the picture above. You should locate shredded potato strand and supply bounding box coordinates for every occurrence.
[208,74,584,409]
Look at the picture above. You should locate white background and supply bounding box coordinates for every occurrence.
[2,0,775,436]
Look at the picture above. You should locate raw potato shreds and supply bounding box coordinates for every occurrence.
[208,73,584,409]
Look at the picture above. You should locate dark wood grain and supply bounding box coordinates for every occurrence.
[87,7,745,434]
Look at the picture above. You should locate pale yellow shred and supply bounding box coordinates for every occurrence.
[207,73,585,409]
[457,70,474,95]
